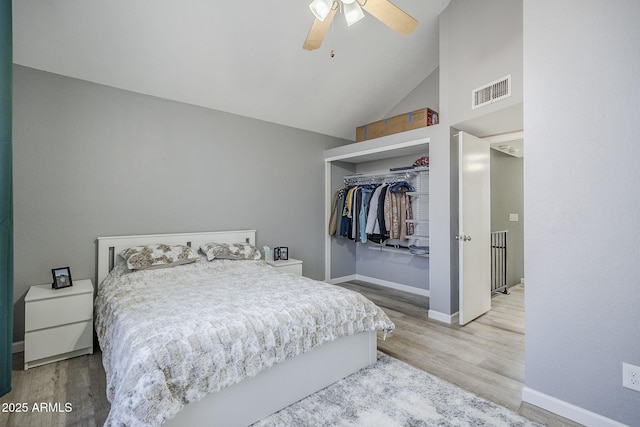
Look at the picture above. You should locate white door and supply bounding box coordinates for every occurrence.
[458,131,491,325]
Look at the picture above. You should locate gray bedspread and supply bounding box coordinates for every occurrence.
[95,258,395,426]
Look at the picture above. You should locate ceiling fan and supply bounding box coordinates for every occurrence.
[303,0,418,51]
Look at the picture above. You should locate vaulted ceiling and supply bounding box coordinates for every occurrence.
[12,0,450,140]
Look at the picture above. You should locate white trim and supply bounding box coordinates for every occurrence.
[327,275,358,285]
[324,131,431,163]
[324,162,332,281]
[12,341,24,354]
[325,138,430,163]
[355,275,429,297]
[521,387,628,427]
[482,130,524,145]
[327,274,429,297]
[428,309,459,325]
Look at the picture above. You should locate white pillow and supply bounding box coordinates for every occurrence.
[119,244,199,270]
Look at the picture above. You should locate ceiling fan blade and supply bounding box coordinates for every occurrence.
[360,0,418,36]
[303,4,338,50]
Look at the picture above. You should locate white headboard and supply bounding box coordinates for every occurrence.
[96,230,256,286]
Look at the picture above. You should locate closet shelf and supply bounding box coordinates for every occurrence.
[406,234,429,240]
[367,245,429,258]
[343,166,429,185]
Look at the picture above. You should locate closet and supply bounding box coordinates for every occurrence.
[324,136,431,296]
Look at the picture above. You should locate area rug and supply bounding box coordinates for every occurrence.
[252,353,541,427]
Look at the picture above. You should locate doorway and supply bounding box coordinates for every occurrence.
[455,129,525,325]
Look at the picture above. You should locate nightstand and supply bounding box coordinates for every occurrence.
[265,258,303,276]
[24,278,94,370]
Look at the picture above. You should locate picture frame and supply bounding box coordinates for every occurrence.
[52,266,73,289]
[273,247,289,261]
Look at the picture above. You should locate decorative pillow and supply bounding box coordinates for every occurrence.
[200,242,262,261]
[119,244,199,270]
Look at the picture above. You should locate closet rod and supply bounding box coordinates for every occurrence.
[343,166,429,184]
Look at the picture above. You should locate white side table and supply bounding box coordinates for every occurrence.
[265,258,303,276]
[24,278,94,370]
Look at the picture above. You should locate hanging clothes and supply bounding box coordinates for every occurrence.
[358,187,374,243]
[365,184,386,235]
[388,181,414,240]
[329,179,415,244]
[328,187,346,236]
[339,186,357,238]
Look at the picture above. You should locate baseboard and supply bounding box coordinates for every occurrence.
[327,274,429,297]
[428,310,459,325]
[521,387,627,427]
[333,275,456,322]
[354,275,429,297]
[12,341,24,354]
[327,275,358,285]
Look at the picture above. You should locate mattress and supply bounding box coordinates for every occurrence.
[95,257,395,426]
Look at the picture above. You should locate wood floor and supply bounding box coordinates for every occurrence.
[1,347,110,426]
[1,282,580,426]
[339,281,526,411]
[338,281,581,427]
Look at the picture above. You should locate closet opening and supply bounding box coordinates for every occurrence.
[324,138,431,299]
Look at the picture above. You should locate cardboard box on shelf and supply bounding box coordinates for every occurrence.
[355,108,439,142]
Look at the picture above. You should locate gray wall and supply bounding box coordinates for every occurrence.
[440,0,523,134]
[428,0,523,317]
[490,150,523,287]
[12,65,347,342]
[524,1,640,424]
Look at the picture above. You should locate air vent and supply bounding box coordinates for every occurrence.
[472,75,512,109]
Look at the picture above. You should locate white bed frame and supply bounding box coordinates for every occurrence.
[96,230,377,427]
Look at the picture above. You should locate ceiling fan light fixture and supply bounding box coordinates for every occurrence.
[343,1,365,26]
[309,0,334,21]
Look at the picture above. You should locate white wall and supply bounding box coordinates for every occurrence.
[384,67,440,118]
[12,65,348,343]
[523,1,640,424]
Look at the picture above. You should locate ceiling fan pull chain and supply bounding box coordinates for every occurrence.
[330,4,337,58]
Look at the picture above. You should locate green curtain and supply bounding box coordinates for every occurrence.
[0,0,12,397]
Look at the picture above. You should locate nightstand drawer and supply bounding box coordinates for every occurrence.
[24,320,93,362]
[275,263,303,276]
[25,292,93,331]
[265,258,303,276]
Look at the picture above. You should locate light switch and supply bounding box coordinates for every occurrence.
[509,213,519,222]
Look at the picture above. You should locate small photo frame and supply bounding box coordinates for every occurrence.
[273,247,289,261]
[52,267,73,289]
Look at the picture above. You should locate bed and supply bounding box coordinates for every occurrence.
[95,230,395,426]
